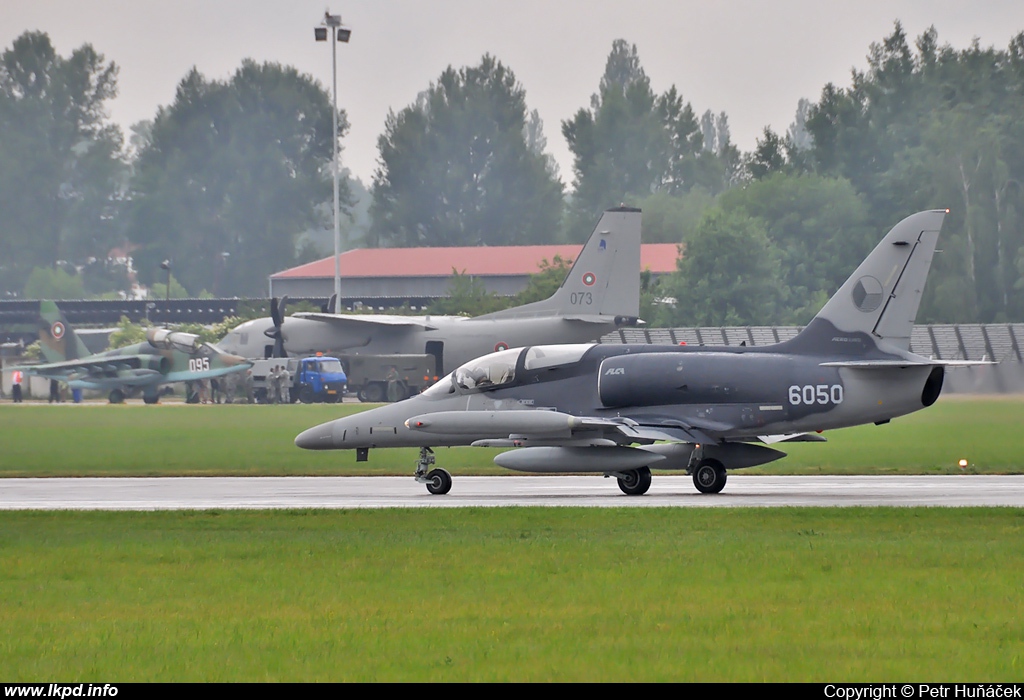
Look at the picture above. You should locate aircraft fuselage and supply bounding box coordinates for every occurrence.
[220,315,625,374]
[298,340,943,452]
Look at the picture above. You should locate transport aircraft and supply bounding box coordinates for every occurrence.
[296,209,989,495]
[16,301,251,404]
[217,208,643,379]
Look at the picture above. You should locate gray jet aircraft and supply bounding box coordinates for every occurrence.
[217,208,642,380]
[296,209,988,495]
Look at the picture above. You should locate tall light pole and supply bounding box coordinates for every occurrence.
[315,11,351,313]
[160,260,172,302]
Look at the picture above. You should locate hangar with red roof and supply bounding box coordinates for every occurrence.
[269,243,680,301]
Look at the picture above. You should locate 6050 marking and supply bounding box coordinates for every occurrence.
[789,384,843,405]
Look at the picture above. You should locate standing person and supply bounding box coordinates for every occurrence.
[280,365,291,404]
[244,369,255,404]
[222,373,236,405]
[49,378,61,403]
[11,369,23,403]
[198,378,210,404]
[211,378,221,404]
[386,366,403,403]
[268,366,280,404]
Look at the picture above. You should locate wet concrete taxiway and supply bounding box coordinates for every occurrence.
[2,475,1024,510]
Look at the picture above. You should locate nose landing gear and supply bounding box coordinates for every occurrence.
[614,466,652,495]
[414,446,452,495]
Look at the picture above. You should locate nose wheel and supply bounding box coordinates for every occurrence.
[414,447,452,495]
[616,466,652,495]
[424,468,452,495]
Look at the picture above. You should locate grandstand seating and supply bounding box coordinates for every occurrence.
[600,324,1024,363]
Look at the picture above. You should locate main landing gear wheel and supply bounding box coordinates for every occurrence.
[143,393,159,405]
[693,459,727,494]
[617,466,652,496]
[108,389,125,404]
[425,468,453,495]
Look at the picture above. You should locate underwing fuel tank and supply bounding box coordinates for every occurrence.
[494,446,666,473]
[406,410,585,436]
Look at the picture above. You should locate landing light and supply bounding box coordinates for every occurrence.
[958,458,968,469]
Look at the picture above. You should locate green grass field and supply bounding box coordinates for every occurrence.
[3,398,1023,681]
[0,395,1021,476]
[1,508,1022,681]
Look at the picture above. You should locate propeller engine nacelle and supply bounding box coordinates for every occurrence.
[146,328,201,354]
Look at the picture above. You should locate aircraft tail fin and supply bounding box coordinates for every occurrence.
[476,207,642,322]
[37,301,90,363]
[781,209,947,355]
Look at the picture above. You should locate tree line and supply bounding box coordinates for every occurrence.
[2,24,1024,324]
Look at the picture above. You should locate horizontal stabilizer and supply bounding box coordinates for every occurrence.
[820,359,996,368]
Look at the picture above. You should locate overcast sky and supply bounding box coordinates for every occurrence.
[4,1,1024,186]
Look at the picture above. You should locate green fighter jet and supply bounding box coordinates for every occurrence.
[16,301,252,404]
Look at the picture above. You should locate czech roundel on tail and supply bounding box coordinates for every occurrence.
[296,209,994,495]
[13,301,252,404]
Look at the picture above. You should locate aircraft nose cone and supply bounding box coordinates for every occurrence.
[295,421,336,450]
[224,353,252,368]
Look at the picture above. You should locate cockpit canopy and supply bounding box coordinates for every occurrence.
[521,344,593,370]
[146,328,203,354]
[454,347,520,391]
[424,343,597,397]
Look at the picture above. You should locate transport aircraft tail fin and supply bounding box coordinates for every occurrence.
[476,207,642,323]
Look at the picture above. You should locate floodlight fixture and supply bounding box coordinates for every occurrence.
[160,260,172,302]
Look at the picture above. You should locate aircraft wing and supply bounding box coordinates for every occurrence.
[18,355,173,391]
[18,355,146,380]
[291,312,442,331]
[406,410,716,446]
[558,315,635,324]
[611,423,716,444]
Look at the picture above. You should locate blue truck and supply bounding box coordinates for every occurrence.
[294,355,348,403]
[251,356,348,403]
